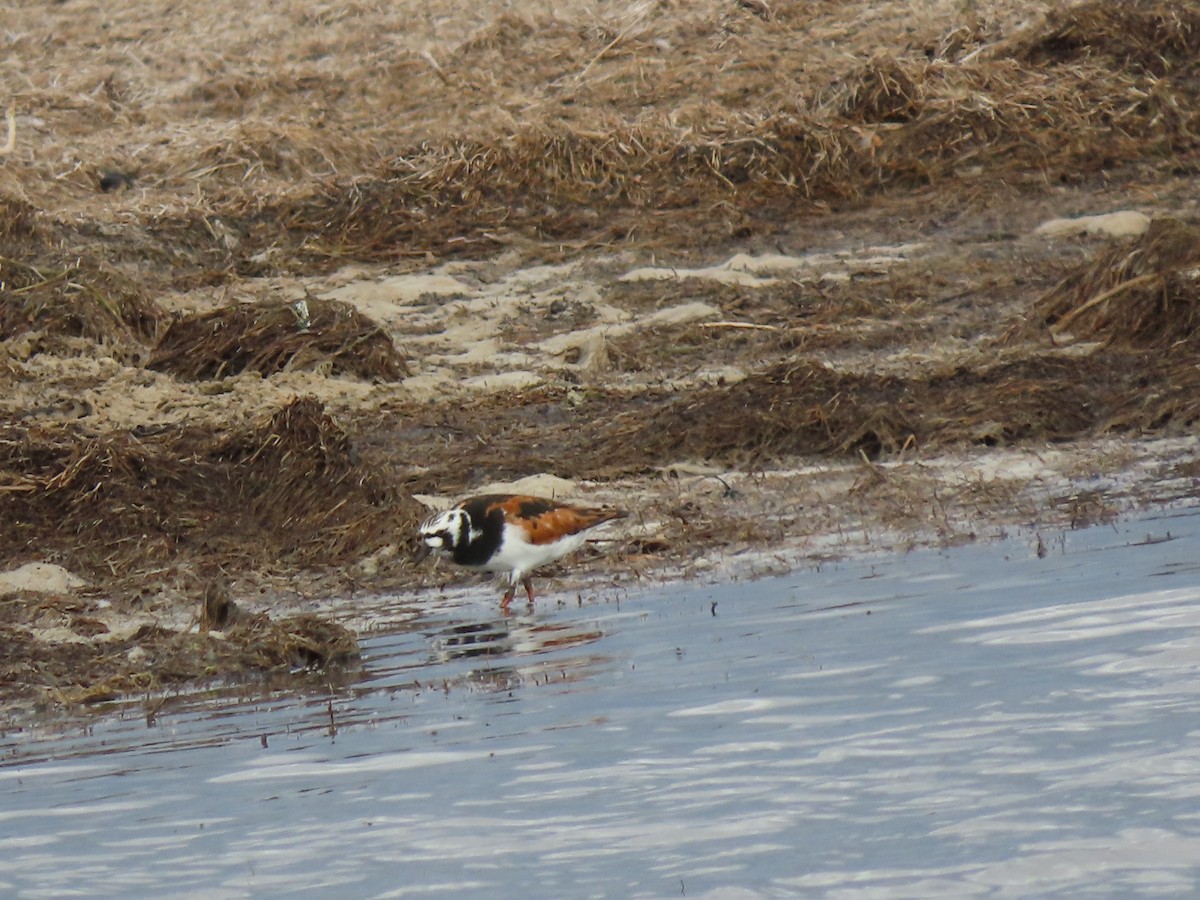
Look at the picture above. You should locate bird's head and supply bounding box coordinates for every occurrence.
[415,507,469,563]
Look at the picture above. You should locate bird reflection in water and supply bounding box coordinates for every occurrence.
[429,613,609,692]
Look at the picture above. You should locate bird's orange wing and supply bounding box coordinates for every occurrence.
[483,494,627,546]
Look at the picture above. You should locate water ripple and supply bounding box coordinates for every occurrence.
[1,510,1200,897]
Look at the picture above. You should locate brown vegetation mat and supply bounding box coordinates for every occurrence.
[5,0,1200,272]
[273,51,1192,260]
[147,298,409,381]
[619,356,1113,465]
[1032,218,1200,348]
[1104,354,1200,433]
[0,397,423,580]
[384,344,1200,493]
[0,200,167,355]
[243,0,1196,261]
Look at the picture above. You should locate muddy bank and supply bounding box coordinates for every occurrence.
[2,0,1200,714]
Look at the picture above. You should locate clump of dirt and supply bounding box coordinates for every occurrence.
[1033,218,1200,348]
[147,297,409,381]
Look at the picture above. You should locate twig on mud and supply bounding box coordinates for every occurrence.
[697,321,779,331]
[0,108,14,155]
[573,9,649,84]
[1050,272,1163,336]
[9,268,70,294]
[419,50,451,87]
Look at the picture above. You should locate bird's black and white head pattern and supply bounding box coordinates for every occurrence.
[418,507,474,558]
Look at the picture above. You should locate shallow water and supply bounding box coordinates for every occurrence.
[3,510,1200,898]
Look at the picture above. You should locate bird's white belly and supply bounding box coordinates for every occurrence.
[475,525,588,578]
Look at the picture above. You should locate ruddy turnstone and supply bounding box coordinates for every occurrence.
[416,493,627,610]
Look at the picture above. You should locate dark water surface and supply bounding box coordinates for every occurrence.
[3,510,1200,898]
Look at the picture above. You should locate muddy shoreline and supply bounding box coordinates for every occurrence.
[3,0,1200,714]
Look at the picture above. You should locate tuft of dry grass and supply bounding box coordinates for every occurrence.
[0,396,424,582]
[1034,218,1200,348]
[148,298,408,381]
[0,253,165,355]
[834,54,927,123]
[1008,0,1200,75]
[0,196,41,243]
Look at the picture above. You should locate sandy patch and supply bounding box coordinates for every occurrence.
[0,564,86,595]
[1034,211,1153,239]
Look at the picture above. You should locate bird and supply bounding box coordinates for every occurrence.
[416,493,627,610]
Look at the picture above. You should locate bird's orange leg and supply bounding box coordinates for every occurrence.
[500,584,516,611]
[522,577,536,605]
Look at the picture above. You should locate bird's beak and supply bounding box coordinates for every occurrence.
[414,541,431,564]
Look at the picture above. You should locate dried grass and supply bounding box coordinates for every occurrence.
[1034,218,1200,347]
[210,397,421,563]
[260,35,1198,260]
[837,56,1186,186]
[247,112,858,260]
[835,54,927,123]
[0,253,165,354]
[0,196,40,244]
[237,612,359,669]
[4,1,1200,268]
[385,339,1169,490]
[0,612,358,707]
[618,361,912,464]
[0,397,423,580]
[1105,357,1200,433]
[576,355,1119,472]
[147,298,408,381]
[1008,0,1200,75]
